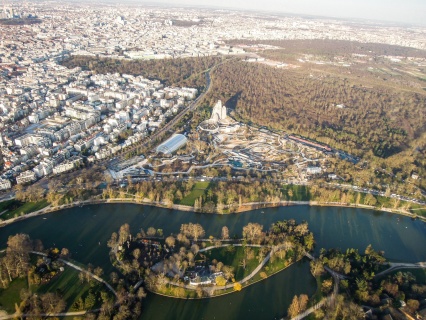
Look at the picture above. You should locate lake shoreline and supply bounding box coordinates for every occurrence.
[0,197,425,228]
[145,258,309,300]
[1,197,424,320]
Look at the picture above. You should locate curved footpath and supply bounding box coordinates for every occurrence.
[287,253,342,320]
[155,243,290,297]
[374,261,426,278]
[29,251,117,298]
[0,251,117,320]
[290,255,426,320]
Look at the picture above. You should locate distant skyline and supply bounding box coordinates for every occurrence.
[141,0,426,26]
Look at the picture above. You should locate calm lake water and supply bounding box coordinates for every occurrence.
[1,204,425,319]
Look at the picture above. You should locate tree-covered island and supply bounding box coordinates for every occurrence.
[108,219,315,298]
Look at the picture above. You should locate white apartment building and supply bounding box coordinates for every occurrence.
[0,178,12,190]
[16,170,37,184]
[52,157,82,175]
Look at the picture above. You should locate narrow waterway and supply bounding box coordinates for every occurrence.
[0,204,425,319]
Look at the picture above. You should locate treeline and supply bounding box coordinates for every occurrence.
[102,179,287,212]
[0,234,39,289]
[60,55,224,90]
[100,179,420,214]
[203,60,426,158]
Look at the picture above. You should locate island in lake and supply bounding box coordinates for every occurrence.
[108,220,314,298]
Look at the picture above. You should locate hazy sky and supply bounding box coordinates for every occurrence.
[151,0,425,25]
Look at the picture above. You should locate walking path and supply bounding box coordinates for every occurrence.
[294,255,426,320]
[288,253,342,320]
[374,261,426,278]
[0,204,52,227]
[162,243,276,295]
[30,251,117,297]
[0,250,117,319]
[290,298,329,320]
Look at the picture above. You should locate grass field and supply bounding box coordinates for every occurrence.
[0,200,21,219]
[407,203,426,218]
[281,185,311,201]
[0,200,49,221]
[179,181,210,206]
[0,277,27,313]
[0,199,19,212]
[36,267,95,311]
[157,285,197,298]
[199,246,261,281]
[0,267,106,314]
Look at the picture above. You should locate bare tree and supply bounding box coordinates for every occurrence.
[221,226,230,240]
[242,223,263,243]
[40,292,66,314]
[118,224,131,244]
[165,236,175,248]
[147,227,156,237]
[180,223,205,241]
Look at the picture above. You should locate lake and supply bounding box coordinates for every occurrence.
[1,204,425,319]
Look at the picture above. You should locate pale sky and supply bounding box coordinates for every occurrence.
[147,0,426,25]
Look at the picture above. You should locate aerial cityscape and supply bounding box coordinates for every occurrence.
[0,1,425,319]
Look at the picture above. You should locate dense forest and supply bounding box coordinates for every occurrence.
[60,55,225,91]
[202,60,426,159]
[226,39,426,59]
[233,39,426,92]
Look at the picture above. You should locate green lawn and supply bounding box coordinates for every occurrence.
[310,275,327,305]
[281,185,311,201]
[0,200,49,220]
[414,209,426,218]
[0,199,19,212]
[36,267,100,311]
[179,181,210,206]
[199,246,261,281]
[0,277,28,313]
[157,284,197,298]
[0,266,111,315]
[0,200,21,219]
[407,203,426,218]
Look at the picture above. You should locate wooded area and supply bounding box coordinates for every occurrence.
[203,60,426,159]
[226,39,426,59]
[61,55,224,91]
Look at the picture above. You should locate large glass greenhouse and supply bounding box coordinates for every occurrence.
[156,134,187,155]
